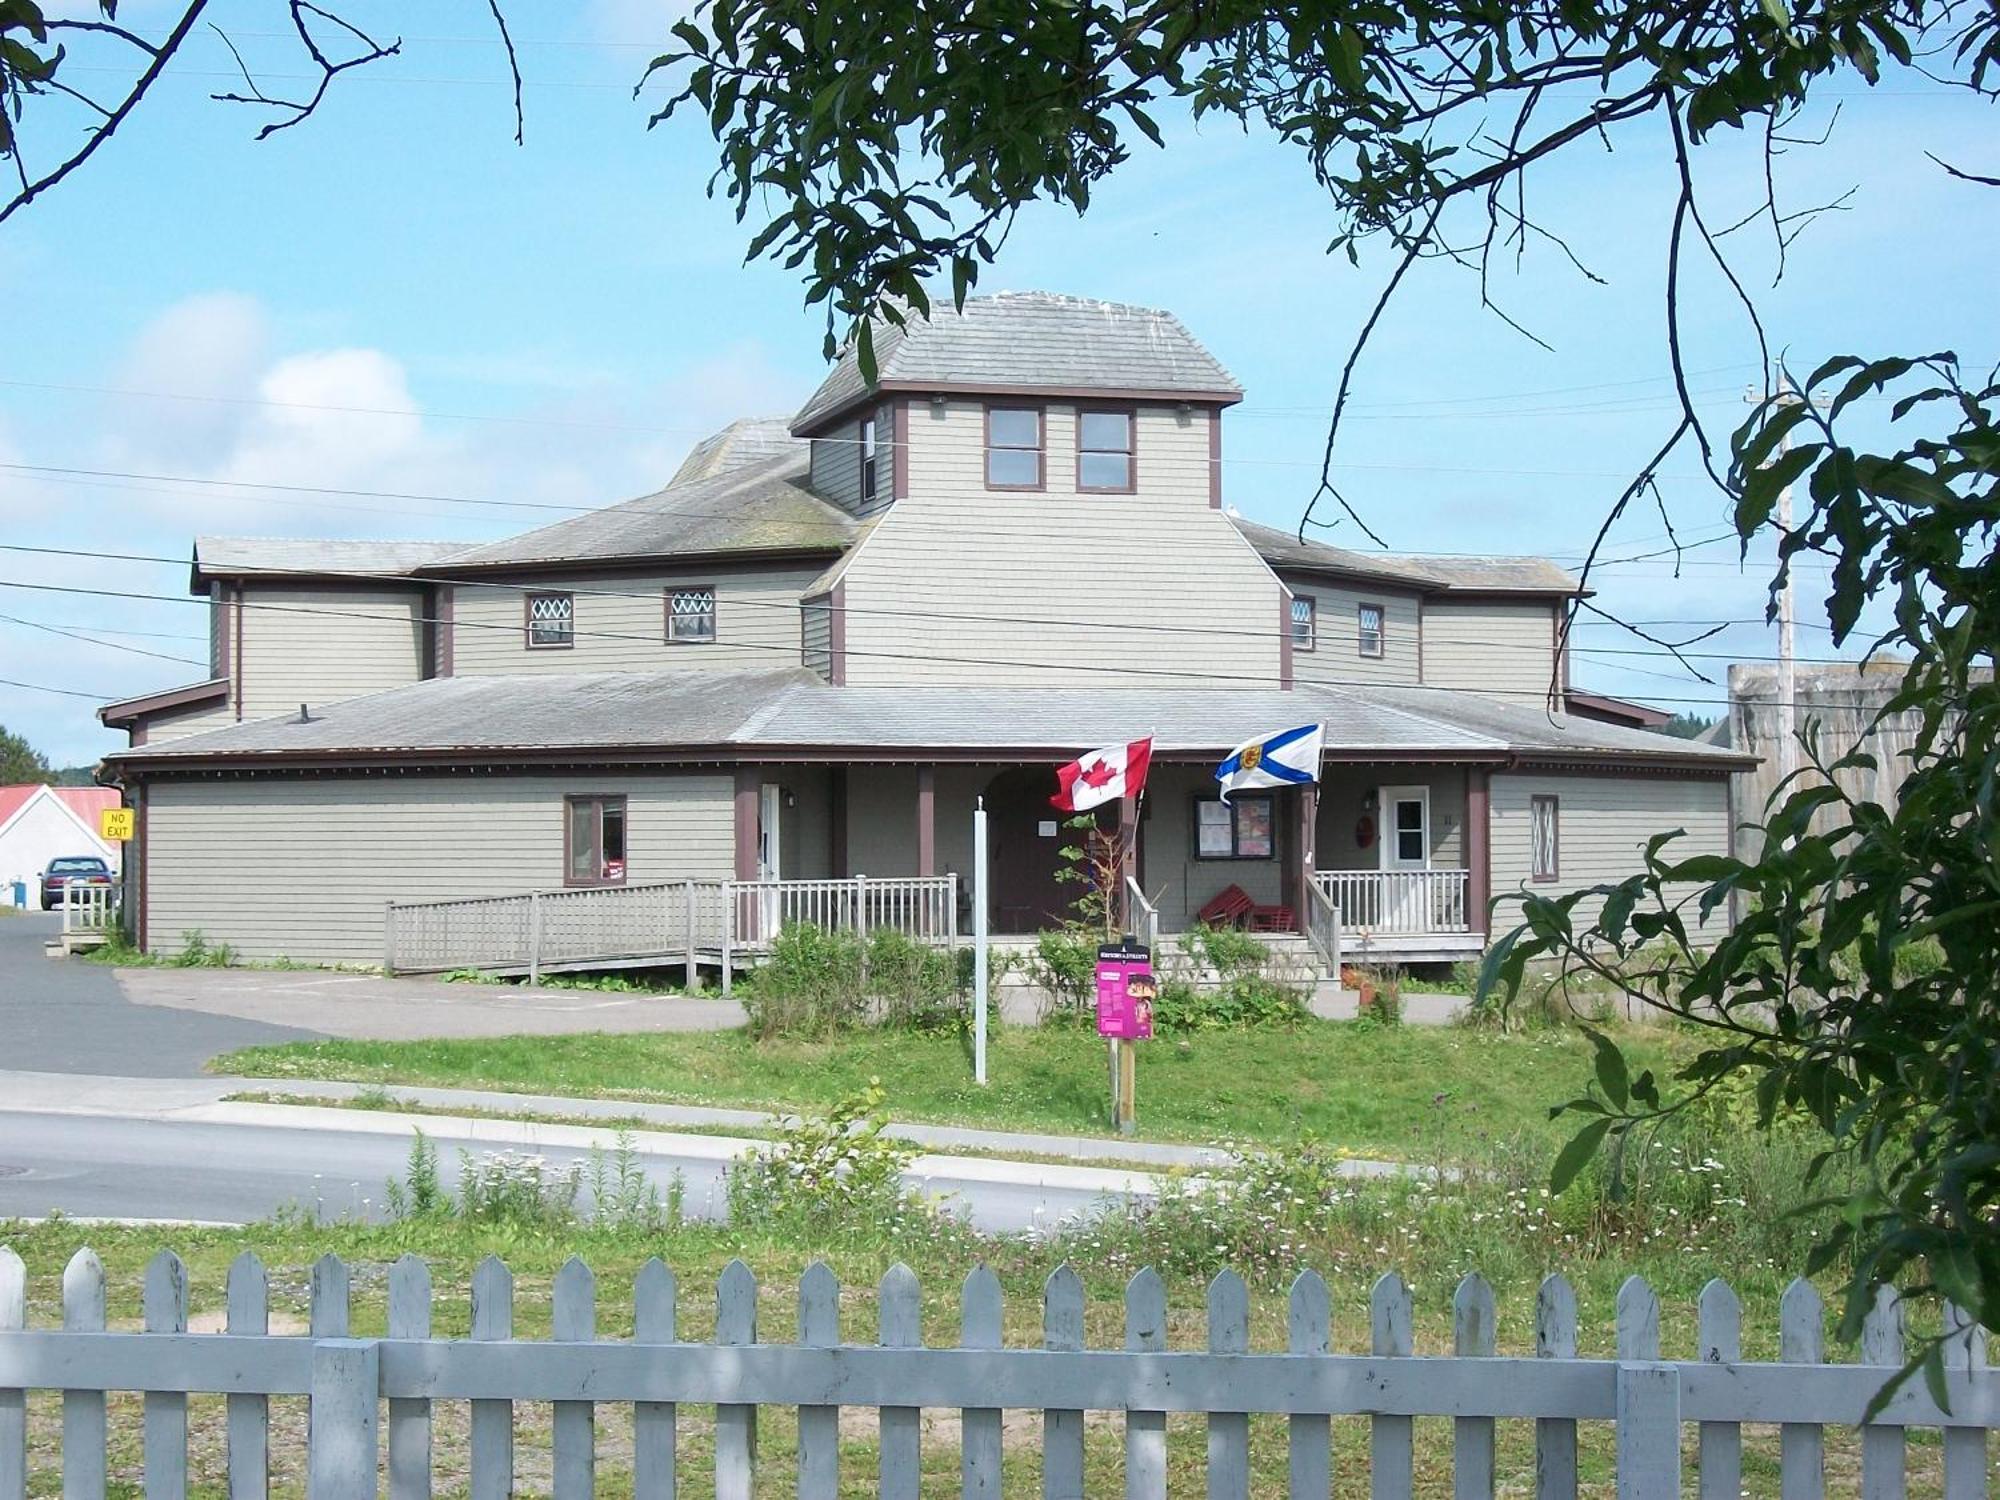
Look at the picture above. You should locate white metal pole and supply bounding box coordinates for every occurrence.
[973,797,989,1086]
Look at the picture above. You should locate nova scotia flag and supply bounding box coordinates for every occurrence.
[1214,723,1325,803]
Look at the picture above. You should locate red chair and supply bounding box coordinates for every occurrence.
[1247,903,1297,933]
[1196,884,1254,928]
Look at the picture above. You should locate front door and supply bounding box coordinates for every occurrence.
[1378,785,1430,931]
[757,783,783,936]
[983,768,1085,933]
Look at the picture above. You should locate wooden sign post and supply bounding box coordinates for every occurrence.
[1096,937,1153,1136]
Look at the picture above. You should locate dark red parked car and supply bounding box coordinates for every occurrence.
[41,855,112,911]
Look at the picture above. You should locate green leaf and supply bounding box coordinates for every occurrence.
[1582,1025,1630,1109]
[1550,1117,1613,1196]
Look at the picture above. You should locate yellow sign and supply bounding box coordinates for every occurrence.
[100,807,135,842]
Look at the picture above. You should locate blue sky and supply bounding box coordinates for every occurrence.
[4,0,1996,764]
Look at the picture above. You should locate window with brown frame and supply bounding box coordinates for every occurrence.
[1291,595,1317,651]
[860,414,879,503]
[1076,408,1135,492]
[666,586,717,643]
[985,405,1044,489]
[565,795,627,887]
[1193,795,1275,860]
[1530,795,1560,882]
[1357,602,1385,658]
[526,591,574,649]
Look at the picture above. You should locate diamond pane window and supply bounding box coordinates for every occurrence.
[527,591,574,649]
[1291,595,1316,650]
[1531,795,1560,882]
[668,587,717,643]
[1357,603,1384,658]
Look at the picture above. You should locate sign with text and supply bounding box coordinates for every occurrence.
[99,807,135,842]
[1095,939,1155,1040]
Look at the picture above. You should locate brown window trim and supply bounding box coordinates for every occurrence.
[563,793,628,888]
[983,401,1046,492]
[860,412,880,504]
[1530,794,1560,883]
[664,584,719,645]
[525,590,575,650]
[1074,403,1137,494]
[1357,601,1386,659]
[1291,594,1317,652]
[1191,793,1277,861]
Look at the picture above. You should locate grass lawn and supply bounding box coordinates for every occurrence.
[215,1020,1681,1159]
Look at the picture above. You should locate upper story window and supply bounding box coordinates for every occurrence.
[527,591,574,650]
[1290,595,1316,651]
[1530,795,1560,882]
[667,587,717,644]
[860,415,879,504]
[566,794,627,887]
[1357,602,1385,658]
[1076,409,1135,492]
[985,405,1044,490]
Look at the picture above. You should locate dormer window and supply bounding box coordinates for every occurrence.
[527,591,574,649]
[1077,409,1135,492]
[667,587,717,643]
[985,406,1044,490]
[860,415,879,504]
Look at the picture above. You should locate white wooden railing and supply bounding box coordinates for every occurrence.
[384,876,958,984]
[1124,874,1160,953]
[59,881,118,937]
[1314,868,1473,934]
[3,1246,1994,1500]
[1302,879,1343,975]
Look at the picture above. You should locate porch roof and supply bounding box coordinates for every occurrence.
[105,669,1755,772]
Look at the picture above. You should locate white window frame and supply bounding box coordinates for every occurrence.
[1378,784,1430,871]
[1531,794,1560,882]
[1357,602,1385,659]
[1290,594,1317,651]
[666,586,717,644]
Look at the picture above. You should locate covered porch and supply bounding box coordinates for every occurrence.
[745,758,1490,963]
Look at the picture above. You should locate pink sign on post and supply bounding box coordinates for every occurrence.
[1096,940,1155,1040]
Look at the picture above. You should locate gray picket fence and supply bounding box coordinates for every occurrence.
[0,1247,1994,1499]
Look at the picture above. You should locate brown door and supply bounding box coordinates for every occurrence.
[984,768,1076,934]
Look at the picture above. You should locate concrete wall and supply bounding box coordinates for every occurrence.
[143,773,735,965]
[237,585,426,720]
[1421,598,1560,705]
[1489,770,1731,940]
[1283,579,1423,687]
[841,400,1282,688]
[448,565,821,676]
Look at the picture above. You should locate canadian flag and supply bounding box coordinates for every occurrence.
[1051,736,1154,813]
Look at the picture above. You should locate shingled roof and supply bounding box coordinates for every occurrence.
[108,670,1750,769]
[670,417,806,484]
[791,292,1244,434]
[193,537,464,586]
[434,452,857,571]
[1229,518,1581,595]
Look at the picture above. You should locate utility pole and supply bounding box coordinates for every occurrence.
[1749,374,1800,778]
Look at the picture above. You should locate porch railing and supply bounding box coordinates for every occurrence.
[1123,875,1160,953]
[1313,869,1473,935]
[385,875,958,984]
[60,881,119,937]
[1302,880,1343,975]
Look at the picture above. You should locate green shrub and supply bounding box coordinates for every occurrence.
[1021,928,1097,1022]
[867,928,963,1031]
[741,922,866,1039]
[726,1079,924,1234]
[1151,974,1306,1031]
[172,929,237,968]
[1175,923,1269,978]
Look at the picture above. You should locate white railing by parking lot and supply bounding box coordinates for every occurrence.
[1314,868,1472,935]
[1,1247,1991,1500]
[384,875,958,988]
[59,882,119,938]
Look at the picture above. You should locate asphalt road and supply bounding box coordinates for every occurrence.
[0,1106,1128,1233]
[0,912,319,1074]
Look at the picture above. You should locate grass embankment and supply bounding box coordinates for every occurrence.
[216,1020,1681,1158]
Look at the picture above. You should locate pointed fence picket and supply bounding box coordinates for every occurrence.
[1,1252,1996,1500]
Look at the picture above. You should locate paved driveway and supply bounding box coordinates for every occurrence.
[0,912,318,1075]
[0,911,745,1076]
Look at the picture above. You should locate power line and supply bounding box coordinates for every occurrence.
[0,675,114,702]
[0,612,207,667]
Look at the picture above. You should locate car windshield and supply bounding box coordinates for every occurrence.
[49,859,108,874]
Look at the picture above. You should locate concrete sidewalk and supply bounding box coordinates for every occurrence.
[0,1068,1411,1179]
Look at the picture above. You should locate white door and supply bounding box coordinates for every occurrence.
[1377,785,1430,931]
[758,784,783,936]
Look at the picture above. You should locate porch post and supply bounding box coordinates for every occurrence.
[1467,767,1492,934]
[1118,793,1139,932]
[916,765,936,877]
[829,767,849,878]
[1288,784,1318,925]
[733,767,759,880]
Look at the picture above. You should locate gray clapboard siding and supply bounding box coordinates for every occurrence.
[800,594,833,680]
[144,773,734,964]
[135,699,239,745]
[1490,771,1731,940]
[449,566,822,676]
[237,585,427,720]
[843,401,1283,688]
[810,420,866,512]
[1421,598,1560,704]
[1283,579,1422,686]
